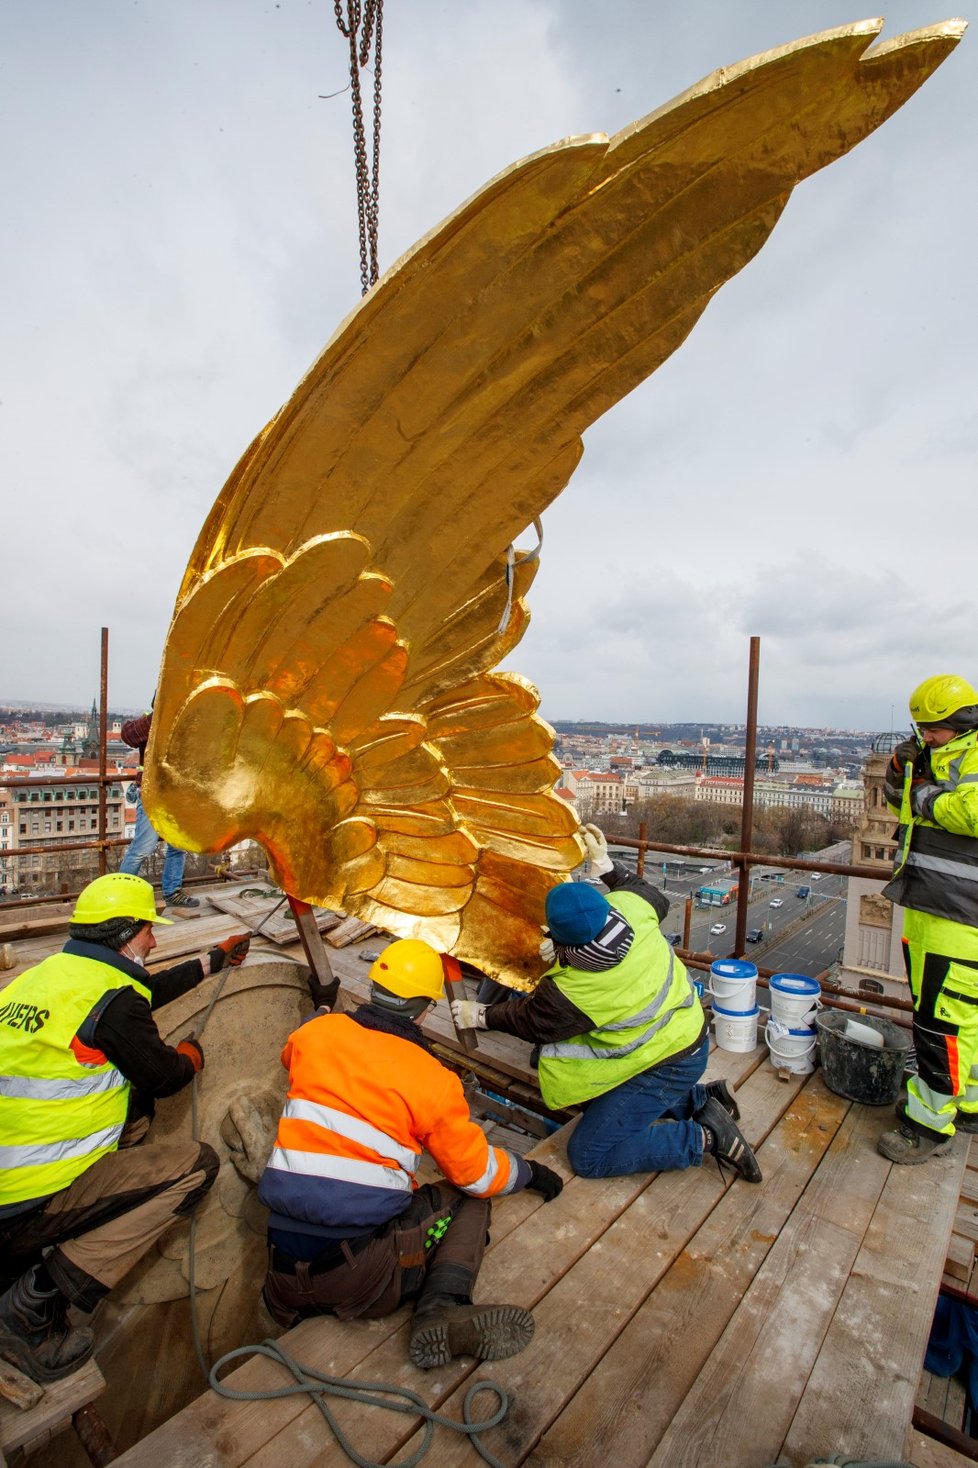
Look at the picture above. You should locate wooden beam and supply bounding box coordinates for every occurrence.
[0,1359,105,1455]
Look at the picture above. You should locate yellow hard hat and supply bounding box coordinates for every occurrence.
[909,674,978,728]
[369,939,444,1002]
[72,873,173,927]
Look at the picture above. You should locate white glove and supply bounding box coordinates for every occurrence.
[539,935,556,964]
[582,823,614,877]
[450,999,487,1031]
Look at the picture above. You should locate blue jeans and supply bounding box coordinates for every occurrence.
[566,1036,710,1178]
[119,793,186,901]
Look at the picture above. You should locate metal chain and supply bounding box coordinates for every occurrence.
[333,0,383,295]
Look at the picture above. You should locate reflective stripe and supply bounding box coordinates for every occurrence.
[460,1147,502,1196]
[0,1122,123,1171]
[0,1068,126,1101]
[282,1098,421,1173]
[905,852,978,883]
[264,1145,412,1193]
[601,951,675,1033]
[541,988,696,1062]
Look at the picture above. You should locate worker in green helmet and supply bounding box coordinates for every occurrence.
[879,674,978,1165]
[0,872,250,1383]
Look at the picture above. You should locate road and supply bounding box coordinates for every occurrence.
[609,847,846,978]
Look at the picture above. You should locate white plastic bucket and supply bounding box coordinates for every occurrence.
[713,1002,760,1053]
[769,972,821,1029]
[709,960,757,1016]
[765,1018,818,1074]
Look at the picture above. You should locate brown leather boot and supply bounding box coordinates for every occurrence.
[409,1301,534,1370]
[0,1265,95,1383]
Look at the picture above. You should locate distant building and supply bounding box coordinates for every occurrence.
[836,737,905,996]
[0,766,128,894]
[572,771,625,817]
[631,769,700,800]
[694,776,743,807]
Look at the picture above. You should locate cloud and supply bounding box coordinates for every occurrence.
[2,1,974,729]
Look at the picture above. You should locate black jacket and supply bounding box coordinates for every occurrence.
[485,862,670,1044]
[64,940,205,1098]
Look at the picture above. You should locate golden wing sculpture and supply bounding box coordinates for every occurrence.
[144,19,963,988]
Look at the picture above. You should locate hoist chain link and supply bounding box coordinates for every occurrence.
[334,0,383,296]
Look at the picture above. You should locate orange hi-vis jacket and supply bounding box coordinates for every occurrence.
[258,1013,528,1232]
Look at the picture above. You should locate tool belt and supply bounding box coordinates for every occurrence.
[269,1231,376,1277]
[264,1214,436,1322]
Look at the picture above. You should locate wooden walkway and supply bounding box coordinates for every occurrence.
[111,1041,968,1468]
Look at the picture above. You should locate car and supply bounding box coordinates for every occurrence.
[810,873,821,881]
[709,922,727,936]
[746,928,764,943]
[769,898,783,909]
[666,933,682,948]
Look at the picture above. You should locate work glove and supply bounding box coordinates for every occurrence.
[308,974,340,1011]
[526,1160,564,1202]
[450,999,488,1031]
[581,823,614,878]
[910,782,943,822]
[538,934,556,965]
[892,736,921,770]
[209,934,251,972]
[176,1037,205,1073]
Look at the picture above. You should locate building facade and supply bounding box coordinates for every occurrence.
[837,744,905,994]
[0,772,127,894]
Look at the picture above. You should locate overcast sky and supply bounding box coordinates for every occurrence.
[2,2,974,731]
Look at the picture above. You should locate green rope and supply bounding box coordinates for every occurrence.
[208,1337,512,1468]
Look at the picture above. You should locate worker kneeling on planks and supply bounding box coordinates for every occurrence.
[258,938,563,1369]
[451,825,762,1186]
[0,873,249,1382]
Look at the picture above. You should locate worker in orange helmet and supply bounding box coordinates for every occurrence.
[258,937,563,1369]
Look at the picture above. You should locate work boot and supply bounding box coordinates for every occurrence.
[409,1299,535,1370]
[702,1079,740,1121]
[878,1122,953,1164]
[0,1265,95,1383]
[955,1112,978,1135]
[695,1096,762,1184]
[165,889,201,915]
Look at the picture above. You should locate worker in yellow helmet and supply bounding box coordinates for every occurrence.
[0,872,250,1383]
[879,674,978,1164]
[258,937,562,1369]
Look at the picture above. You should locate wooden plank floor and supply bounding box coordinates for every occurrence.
[8,893,967,1466]
[112,1044,968,1468]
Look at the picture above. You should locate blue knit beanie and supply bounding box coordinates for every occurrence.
[545,883,611,945]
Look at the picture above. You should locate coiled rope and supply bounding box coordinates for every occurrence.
[207,1338,512,1468]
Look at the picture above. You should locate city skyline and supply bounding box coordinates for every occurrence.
[1,697,898,742]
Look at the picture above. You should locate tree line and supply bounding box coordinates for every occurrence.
[598,795,856,858]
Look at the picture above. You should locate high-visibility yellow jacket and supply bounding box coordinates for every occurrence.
[0,951,151,1207]
[537,890,705,1110]
[259,1012,527,1232]
[883,729,978,957]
